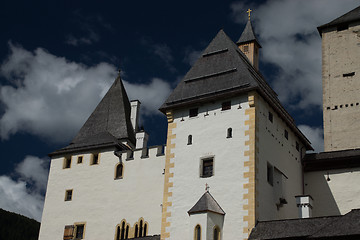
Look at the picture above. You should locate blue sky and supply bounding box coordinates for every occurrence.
[0,0,359,222]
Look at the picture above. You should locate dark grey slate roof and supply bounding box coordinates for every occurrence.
[50,75,135,156]
[318,5,360,33]
[188,191,225,215]
[303,148,360,172]
[160,29,312,150]
[249,209,360,240]
[237,19,261,47]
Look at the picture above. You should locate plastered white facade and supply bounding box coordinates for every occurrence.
[305,168,360,217]
[256,97,304,221]
[38,146,165,240]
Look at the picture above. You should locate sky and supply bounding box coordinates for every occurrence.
[0,0,359,222]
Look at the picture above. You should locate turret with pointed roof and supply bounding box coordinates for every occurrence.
[50,74,136,156]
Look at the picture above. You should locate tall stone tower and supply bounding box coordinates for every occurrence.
[319,6,360,151]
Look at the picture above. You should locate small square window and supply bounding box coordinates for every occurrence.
[268,112,273,123]
[77,156,83,164]
[267,163,273,186]
[63,156,71,169]
[221,101,231,111]
[91,153,99,165]
[284,130,288,140]
[65,189,73,201]
[201,158,213,178]
[189,108,198,117]
[243,45,249,52]
[296,142,300,152]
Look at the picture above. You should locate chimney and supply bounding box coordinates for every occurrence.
[136,130,149,149]
[130,100,141,132]
[295,195,313,218]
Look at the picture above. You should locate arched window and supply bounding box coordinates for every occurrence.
[194,225,201,240]
[115,163,123,179]
[213,226,220,240]
[125,225,129,239]
[144,223,147,236]
[120,221,125,239]
[227,128,232,138]
[116,226,120,240]
[139,220,143,237]
[134,224,138,238]
[188,135,192,145]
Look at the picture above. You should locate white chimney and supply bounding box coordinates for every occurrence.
[130,100,141,132]
[136,131,149,149]
[295,195,313,218]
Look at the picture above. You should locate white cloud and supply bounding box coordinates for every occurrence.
[0,43,171,143]
[153,44,173,64]
[299,125,324,152]
[0,156,49,221]
[183,48,202,66]
[231,0,360,109]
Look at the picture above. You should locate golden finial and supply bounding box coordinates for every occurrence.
[247,8,252,20]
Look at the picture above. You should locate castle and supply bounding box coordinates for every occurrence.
[38,6,360,240]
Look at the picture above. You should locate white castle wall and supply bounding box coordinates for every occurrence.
[167,95,250,240]
[257,96,305,221]
[305,167,360,217]
[38,146,165,240]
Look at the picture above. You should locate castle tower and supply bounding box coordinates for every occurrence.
[318,6,360,151]
[159,29,312,240]
[237,9,261,70]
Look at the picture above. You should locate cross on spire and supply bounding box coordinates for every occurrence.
[247,8,252,20]
[205,183,210,192]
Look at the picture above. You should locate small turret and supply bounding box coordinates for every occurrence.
[237,9,261,70]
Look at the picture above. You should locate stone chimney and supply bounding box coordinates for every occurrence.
[295,195,313,218]
[130,100,141,132]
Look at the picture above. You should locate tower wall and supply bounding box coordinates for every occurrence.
[322,21,360,151]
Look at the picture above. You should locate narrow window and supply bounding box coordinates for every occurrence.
[64,225,74,240]
[77,156,83,164]
[189,108,199,117]
[75,224,84,239]
[125,225,129,239]
[120,222,125,240]
[116,226,120,240]
[144,223,147,236]
[188,135,193,145]
[139,220,143,237]
[91,153,99,165]
[134,224,139,237]
[221,101,231,111]
[201,158,213,178]
[284,130,288,140]
[64,156,71,169]
[65,189,73,201]
[343,72,355,77]
[115,163,123,179]
[267,163,273,186]
[296,141,300,151]
[214,226,220,240]
[195,225,201,240]
[268,112,273,123]
[227,128,232,138]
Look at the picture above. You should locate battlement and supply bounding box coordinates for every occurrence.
[122,145,166,161]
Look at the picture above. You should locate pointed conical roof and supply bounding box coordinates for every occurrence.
[160,29,312,150]
[237,19,261,47]
[188,191,225,215]
[318,5,360,33]
[50,75,136,156]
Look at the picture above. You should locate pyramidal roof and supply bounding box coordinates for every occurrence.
[318,5,360,33]
[50,74,136,156]
[237,19,261,47]
[160,29,312,150]
[188,191,225,215]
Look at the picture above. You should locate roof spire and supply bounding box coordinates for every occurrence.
[247,8,252,20]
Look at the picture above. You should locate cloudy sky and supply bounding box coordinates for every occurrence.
[0,0,359,222]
